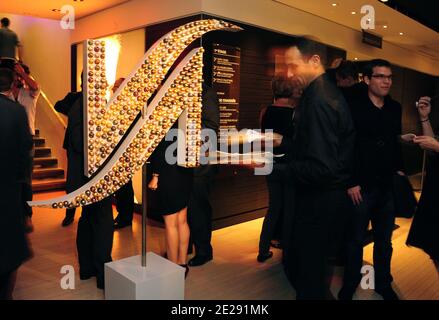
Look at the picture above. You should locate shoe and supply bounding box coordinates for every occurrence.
[61,214,74,227]
[96,278,105,290]
[179,264,189,278]
[337,286,356,300]
[24,217,34,233]
[188,254,213,267]
[114,221,132,229]
[80,271,97,280]
[375,287,399,300]
[257,251,273,263]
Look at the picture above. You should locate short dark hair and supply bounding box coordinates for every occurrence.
[271,75,295,99]
[0,68,14,91]
[363,59,392,78]
[292,37,327,66]
[1,17,10,27]
[336,60,359,80]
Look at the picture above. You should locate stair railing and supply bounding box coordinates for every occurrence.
[38,89,67,129]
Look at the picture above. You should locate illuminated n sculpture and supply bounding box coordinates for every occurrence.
[29,19,241,209]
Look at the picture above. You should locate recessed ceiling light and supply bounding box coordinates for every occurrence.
[380,0,389,2]
[51,8,60,12]
[331,3,338,7]
[351,11,356,15]
[383,25,388,29]
[354,57,359,61]
[399,32,404,35]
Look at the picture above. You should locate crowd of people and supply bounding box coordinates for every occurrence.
[257,39,438,300]
[0,16,437,300]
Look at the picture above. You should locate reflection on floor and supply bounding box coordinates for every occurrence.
[13,191,439,300]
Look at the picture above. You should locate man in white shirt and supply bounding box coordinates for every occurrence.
[12,63,40,135]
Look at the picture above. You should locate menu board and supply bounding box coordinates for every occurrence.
[212,43,241,130]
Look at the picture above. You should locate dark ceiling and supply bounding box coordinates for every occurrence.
[383,0,439,33]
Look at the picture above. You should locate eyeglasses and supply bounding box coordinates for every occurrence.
[371,74,393,81]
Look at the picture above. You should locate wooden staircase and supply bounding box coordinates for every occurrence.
[32,129,66,192]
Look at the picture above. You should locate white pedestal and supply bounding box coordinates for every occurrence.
[104,253,185,300]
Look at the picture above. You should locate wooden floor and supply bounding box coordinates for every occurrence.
[13,191,439,300]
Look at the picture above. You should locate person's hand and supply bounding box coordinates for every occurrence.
[238,160,266,169]
[397,171,405,176]
[263,132,283,147]
[416,96,431,120]
[347,185,363,206]
[148,176,158,190]
[413,135,439,153]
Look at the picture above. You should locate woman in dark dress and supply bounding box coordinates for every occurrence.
[148,123,193,276]
[407,96,439,275]
[257,75,301,263]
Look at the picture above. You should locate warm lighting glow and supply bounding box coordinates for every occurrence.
[383,25,388,29]
[354,57,358,60]
[102,35,121,97]
[331,3,338,7]
[351,11,356,15]
[399,32,404,35]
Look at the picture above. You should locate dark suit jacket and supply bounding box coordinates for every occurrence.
[54,92,82,150]
[0,94,32,274]
[63,93,88,193]
[277,73,356,190]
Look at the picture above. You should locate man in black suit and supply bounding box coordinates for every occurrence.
[54,91,81,226]
[187,84,220,267]
[276,38,355,299]
[339,59,404,300]
[61,89,114,290]
[0,68,32,299]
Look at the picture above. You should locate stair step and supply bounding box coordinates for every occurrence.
[33,137,45,147]
[32,178,66,192]
[34,147,51,157]
[33,157,58,168]
[32,167,64,179]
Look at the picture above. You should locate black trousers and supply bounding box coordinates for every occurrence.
[65,208,76,218]
[76,198,113,285]
[188,166,216,257]
[0,270,15,300]
[22,138,34,218]
[114,180,134,224]
[342,186,395,290]
[259,173,295,254]
[290,188,350,300]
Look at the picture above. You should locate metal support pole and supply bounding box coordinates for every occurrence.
[141,164,147,267]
